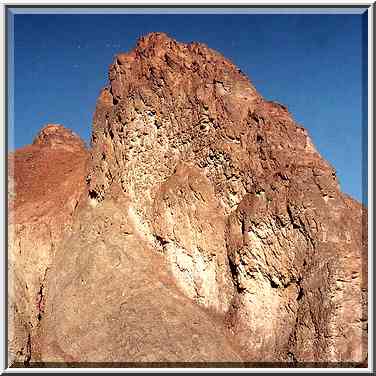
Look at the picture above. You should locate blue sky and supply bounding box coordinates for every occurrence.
[10,12,367,204]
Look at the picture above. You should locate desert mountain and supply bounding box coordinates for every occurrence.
[8,32,367,366]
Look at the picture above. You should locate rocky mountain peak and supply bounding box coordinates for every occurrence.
[136,31,174,49]
[8,33,367,367]
[32,124,86,152]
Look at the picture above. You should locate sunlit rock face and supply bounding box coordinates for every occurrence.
[9,32,367,366]
[8,124,88,365]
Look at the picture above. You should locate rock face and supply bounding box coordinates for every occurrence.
[8,124,88,365]
[8,33,367,366]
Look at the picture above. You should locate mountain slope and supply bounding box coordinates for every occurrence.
[8,33,367,366]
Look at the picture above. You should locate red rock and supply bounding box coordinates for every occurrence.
[8,124,88,365]
[9,33,367,366]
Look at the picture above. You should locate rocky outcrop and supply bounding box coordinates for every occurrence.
[8,124,88,365]
[35,186,242,363]
[8,33,367,366]
[152,162,234,313]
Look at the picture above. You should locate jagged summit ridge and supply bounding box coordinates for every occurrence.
[121,31,246,74]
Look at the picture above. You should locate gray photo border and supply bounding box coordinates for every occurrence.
[1,2,374,373]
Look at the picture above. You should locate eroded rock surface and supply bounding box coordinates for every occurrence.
[36,187,242,363]
[8,124,88,365]
[9,33,367,366]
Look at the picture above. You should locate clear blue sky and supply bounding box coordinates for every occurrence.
[11,12,367,204]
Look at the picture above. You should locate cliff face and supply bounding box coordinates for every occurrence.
[8,33,367,366]
[8,125,88,364]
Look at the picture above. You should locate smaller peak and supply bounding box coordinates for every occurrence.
[33,124,86,152]
[33,124,70,142]
[37,123,65,133]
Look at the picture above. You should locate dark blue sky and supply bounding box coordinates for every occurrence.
[11,12,367,204]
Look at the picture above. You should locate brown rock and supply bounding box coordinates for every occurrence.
[8,124,88,365]
[36,195,242,363]
[8,33,367,366]
[32,124,86,152]
[152,161,234,313]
